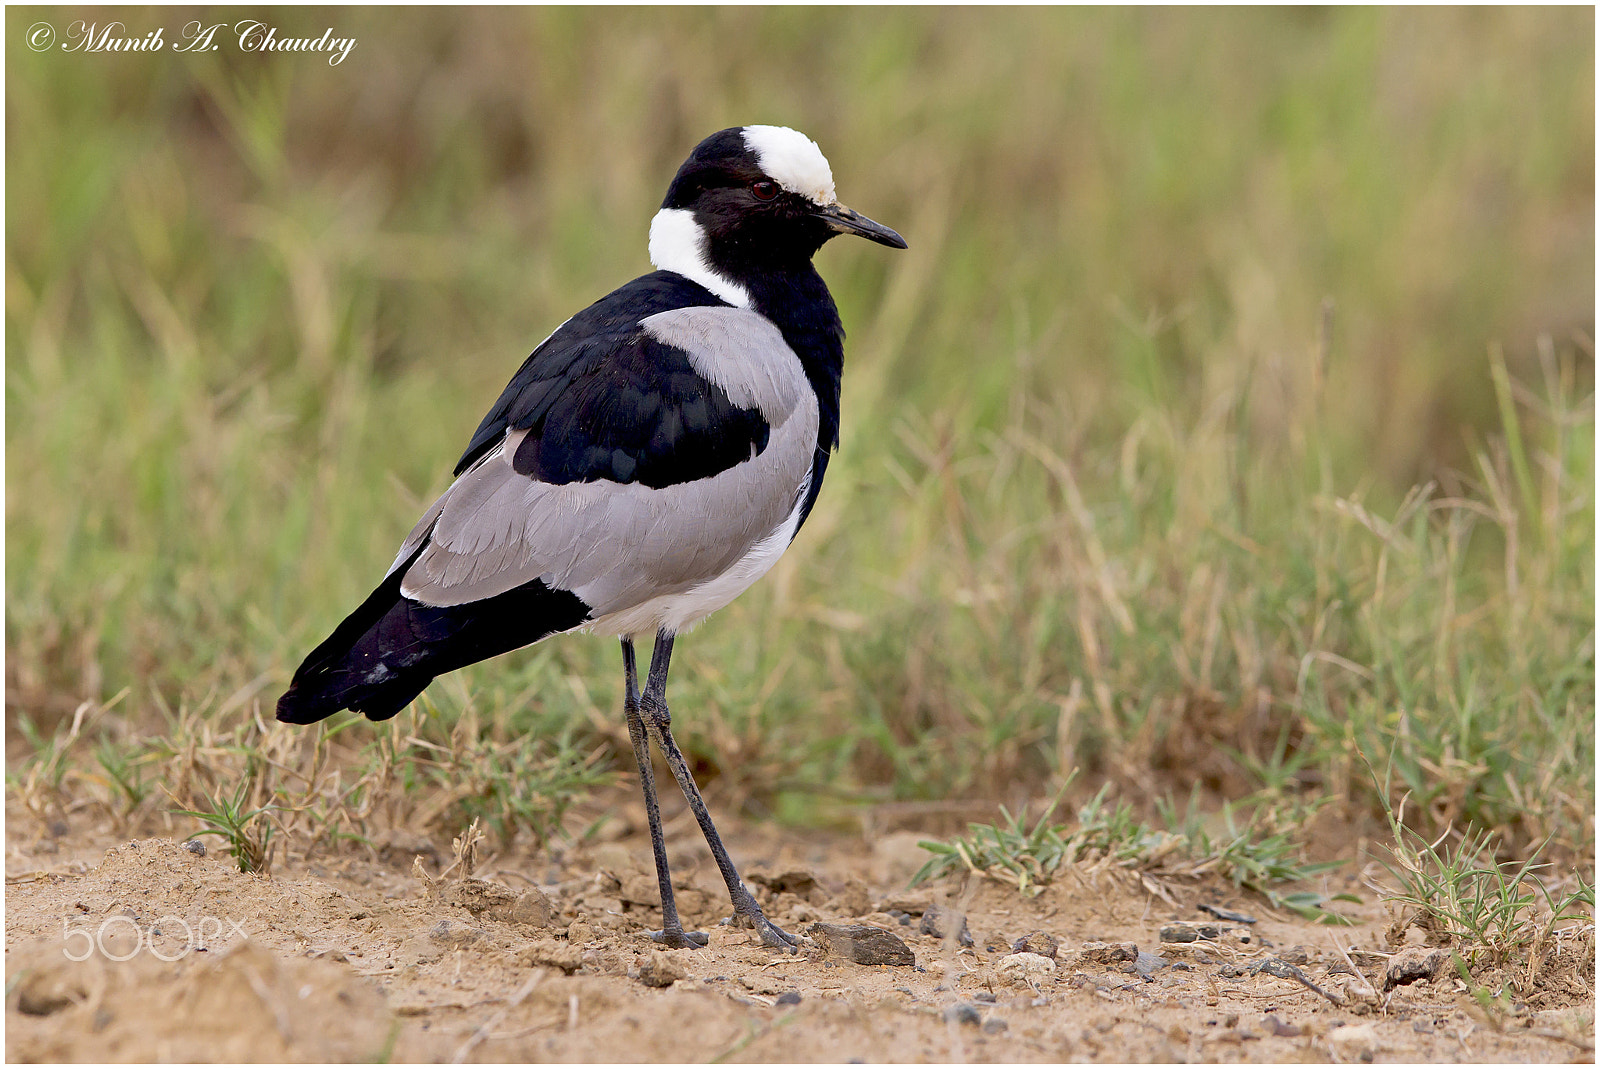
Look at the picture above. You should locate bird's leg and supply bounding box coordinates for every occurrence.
[639,631,799,954]
[622,638,708,949]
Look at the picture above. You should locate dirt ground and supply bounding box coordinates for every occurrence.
[5,790,1595,1063]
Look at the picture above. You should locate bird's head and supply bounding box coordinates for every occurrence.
[650,126,905,306]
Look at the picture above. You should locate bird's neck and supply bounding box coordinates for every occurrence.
[646,208,845,450]
[740,264,844,453]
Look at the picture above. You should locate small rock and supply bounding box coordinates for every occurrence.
[943,1003,982,1026]
[447,878,555,928]
[918,905,974,947]
[1160,923,1200,943]
[995,952,1056,989]
[520,938,584,974]
[1132,951,1169,979]
[1263,1014,1302,1037]
[565,920,598,945]
[429,919,481,947]
[776,991,802,1006]
[807,922,915,966]
[182,839,206,857]
[637,950,688,988]
[1279,945,1310,966]
[982,1016,1009,1034]
[1081,940,1138,964]
[503,889,554,927]
[1327,1022,1378,1061]
[1011,930,1059,959]
[1384,947,1450,990]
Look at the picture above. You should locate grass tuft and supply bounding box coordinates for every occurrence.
[1379,795,1594,990]
[913,776,1351,920]
[171,778,276,874]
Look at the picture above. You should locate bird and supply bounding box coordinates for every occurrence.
[276,125,905,953]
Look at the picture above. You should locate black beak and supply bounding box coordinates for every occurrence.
[816,202,907,249]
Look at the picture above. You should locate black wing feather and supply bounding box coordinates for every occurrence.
[455,271,768,487]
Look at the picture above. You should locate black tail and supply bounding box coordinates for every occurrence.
[276,552,592,725]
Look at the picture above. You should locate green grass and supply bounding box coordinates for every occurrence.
[170,778,277,873]
[1380,795,1594,985]
[6,9,1594,866]
[912,779,1351,919]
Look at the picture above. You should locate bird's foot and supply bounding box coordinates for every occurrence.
[724,911,800,954]
[650,927,710,949]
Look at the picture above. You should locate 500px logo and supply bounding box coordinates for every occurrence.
[62,915,247,962]
[26,19,358,66]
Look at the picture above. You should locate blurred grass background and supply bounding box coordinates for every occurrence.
[6,7,1593,858]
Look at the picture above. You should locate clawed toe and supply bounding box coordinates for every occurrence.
[651,928,710,949]
[749,914,800,954]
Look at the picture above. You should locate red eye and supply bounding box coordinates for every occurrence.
[751,180,779,201]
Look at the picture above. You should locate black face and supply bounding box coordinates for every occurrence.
[661,127,906,273]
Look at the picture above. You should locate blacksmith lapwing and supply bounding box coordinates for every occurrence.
[277,126,905,952]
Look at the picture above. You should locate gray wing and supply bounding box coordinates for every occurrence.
[390,307,818,623]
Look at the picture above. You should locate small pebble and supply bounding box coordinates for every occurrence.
[776,991,801,1006]
[807,922,915,966]
[996,952,1056,989]
[1012,930,1059,959]
[919,905,974,947]
[1080,940,1138,964]
[1132,951,1169,979]
[943,1003,982,1027]
[1263,1014,1302,1037]
[982,1017,1009,1035]
[182,840,206,857]
[1385,948,1450,990]
[637,950,688,988]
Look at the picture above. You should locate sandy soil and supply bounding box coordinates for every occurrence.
[5,794,1594,1063]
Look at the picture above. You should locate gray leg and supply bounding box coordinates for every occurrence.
[639,632,798,954]
[622,638,707,948]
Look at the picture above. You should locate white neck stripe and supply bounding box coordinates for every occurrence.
[647,208,751,308]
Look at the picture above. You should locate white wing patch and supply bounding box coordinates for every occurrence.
[742,125,836,206]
